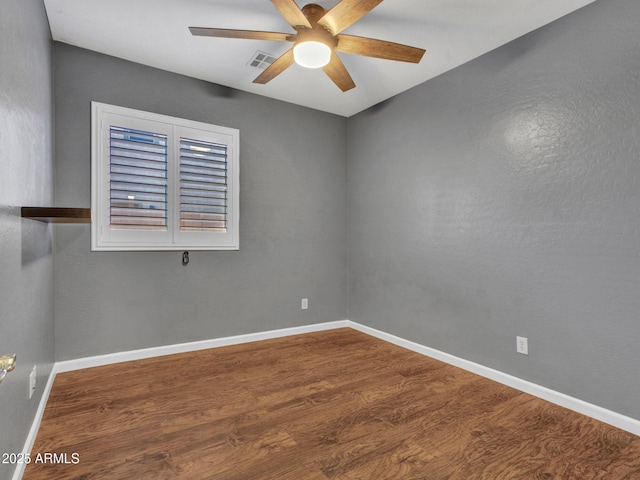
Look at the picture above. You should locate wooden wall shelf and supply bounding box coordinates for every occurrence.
[22,207,91,224]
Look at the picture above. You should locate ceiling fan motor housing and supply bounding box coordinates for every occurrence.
[300,4,328,26]
[295,4,338,49]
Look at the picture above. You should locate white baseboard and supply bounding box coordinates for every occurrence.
[12,365,58,480]
[14,319,640,479]
[55,320,350,373]
[347,321,640,437]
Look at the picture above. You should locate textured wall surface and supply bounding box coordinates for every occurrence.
[348,0,640,420]
[0,0,55,477]
[53,44,348,360]
[4,3,639,468]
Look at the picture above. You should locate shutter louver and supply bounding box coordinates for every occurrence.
[179,137,228,232]
[109,126,168,230]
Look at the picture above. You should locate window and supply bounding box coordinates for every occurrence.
[91,102,239,251]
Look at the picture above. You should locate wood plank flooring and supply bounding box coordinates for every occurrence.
[24,328,640,479]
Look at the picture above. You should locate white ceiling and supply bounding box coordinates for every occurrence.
[44,0,595,117]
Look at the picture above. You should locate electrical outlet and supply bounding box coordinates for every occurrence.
[29,365,37,399]
[301,298,308,310]
[516,336,528,355]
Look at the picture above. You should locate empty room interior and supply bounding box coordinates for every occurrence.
[2,0,640,478]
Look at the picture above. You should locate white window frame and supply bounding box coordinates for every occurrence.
[91,102,239,251]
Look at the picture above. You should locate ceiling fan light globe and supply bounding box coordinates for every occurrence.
[293,41,331,68]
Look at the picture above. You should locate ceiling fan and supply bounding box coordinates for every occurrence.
[189,0,426,92]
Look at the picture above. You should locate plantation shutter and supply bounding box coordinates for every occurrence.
[109,126,168,230]
[179,137,228,232]
[92,102,239,251]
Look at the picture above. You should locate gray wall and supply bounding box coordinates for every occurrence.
[4,4,639,468]
[348,0,640,420]
[53,44,348,360]
[0,0,56,477]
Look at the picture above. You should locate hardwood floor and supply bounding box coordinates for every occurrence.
[24,328,640,479]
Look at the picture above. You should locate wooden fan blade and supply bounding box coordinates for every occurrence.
[253,48,295,84]
[318,0,383,35]
[271,0,312,29]
[336,34,425,63]
[189,27,294,42]
[323,52,356,92]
